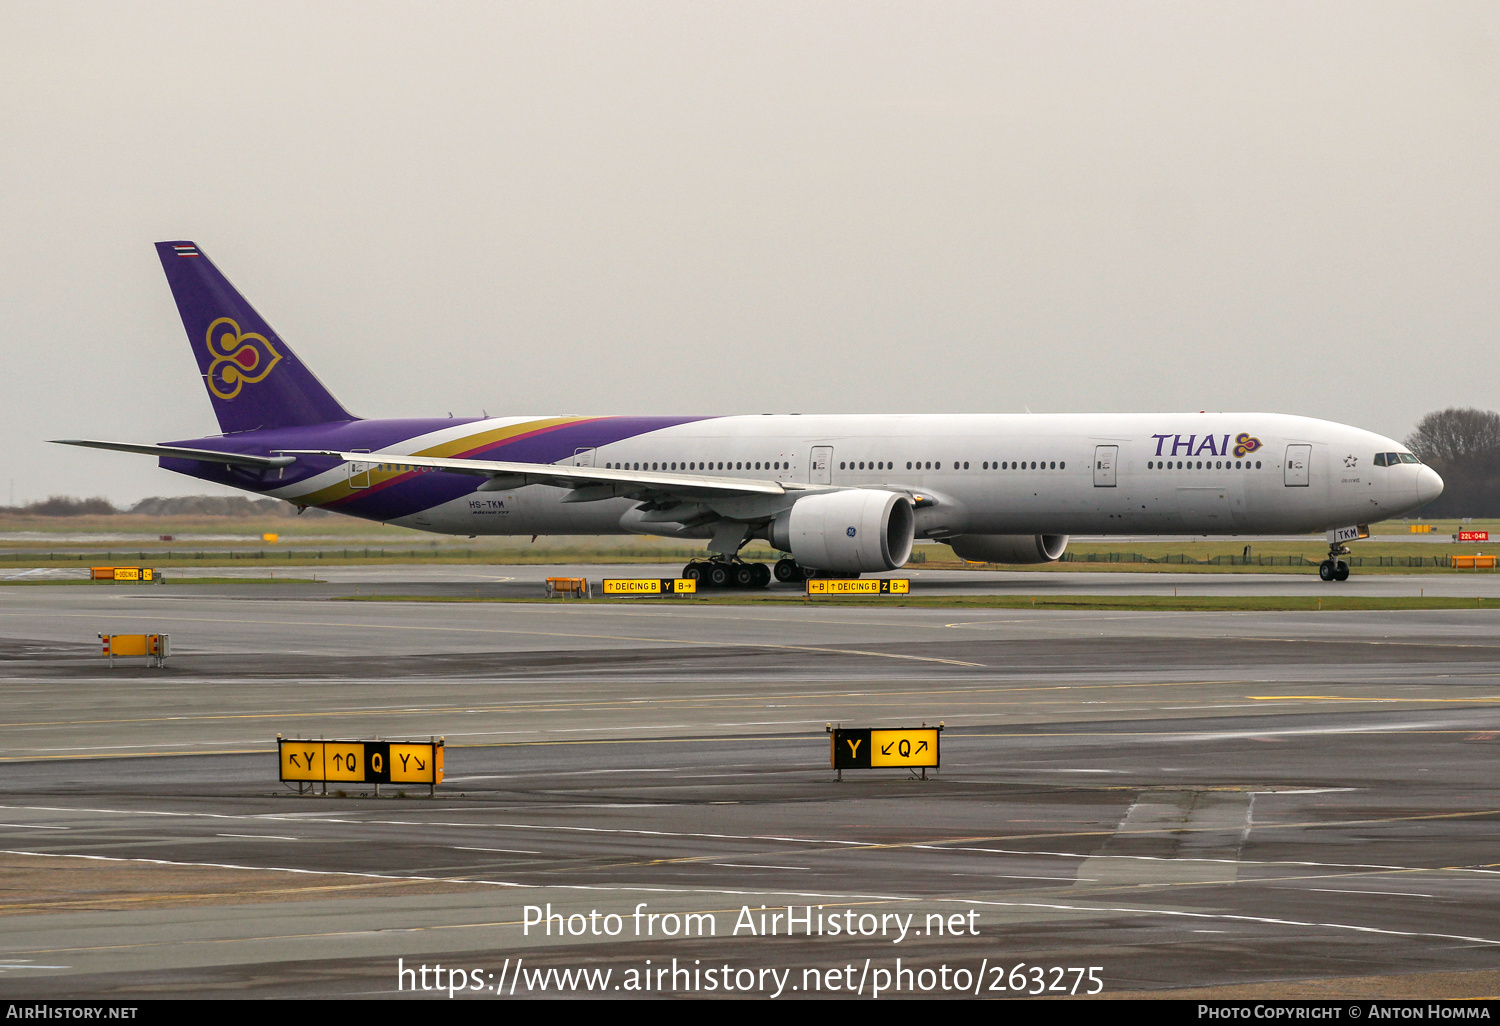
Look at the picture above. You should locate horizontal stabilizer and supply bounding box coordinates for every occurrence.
[51,439,297,468]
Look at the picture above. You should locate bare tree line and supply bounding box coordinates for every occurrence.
[0,495,329,518]
[1405,408,1500,518]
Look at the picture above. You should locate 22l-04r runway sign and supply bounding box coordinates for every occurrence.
[830,727,941,770]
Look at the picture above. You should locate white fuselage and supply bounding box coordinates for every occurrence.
[369,413,1438,539]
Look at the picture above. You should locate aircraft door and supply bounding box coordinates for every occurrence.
[573,447,596,467]
[348,449,371,490]
[1093,445,1118,487]
[810,446,833,485]
[1285,445,1311,487]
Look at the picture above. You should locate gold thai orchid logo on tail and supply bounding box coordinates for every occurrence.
[205,317,282,399]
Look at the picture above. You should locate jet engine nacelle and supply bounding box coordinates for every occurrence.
[948,533,1068,564]
[769,490,915,573]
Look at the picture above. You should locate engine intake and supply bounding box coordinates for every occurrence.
[948,533,1068,564]
[770,490,915,573]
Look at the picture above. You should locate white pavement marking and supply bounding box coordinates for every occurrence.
[2,850,1494,950]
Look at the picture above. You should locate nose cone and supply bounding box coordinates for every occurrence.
[1417,465,1444,506]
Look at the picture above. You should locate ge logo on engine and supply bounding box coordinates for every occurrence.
[846,527,857,537]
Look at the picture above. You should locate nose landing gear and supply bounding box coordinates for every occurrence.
[1319,541,1352,582]
[1318,558,1350,582]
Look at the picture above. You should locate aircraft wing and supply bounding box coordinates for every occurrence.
[279,449,809,502]
[51,439,297,468]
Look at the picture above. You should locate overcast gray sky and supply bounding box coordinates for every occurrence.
[2,1,1497,505]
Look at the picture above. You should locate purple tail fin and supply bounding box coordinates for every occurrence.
[155,241,355,433]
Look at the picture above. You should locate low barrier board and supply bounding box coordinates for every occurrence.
[1452,555,1497,569]
[830,726,941,770]
[601,578,696,595]
[807,578,910,595]
[278,737,444,793]
[100,633,169,667]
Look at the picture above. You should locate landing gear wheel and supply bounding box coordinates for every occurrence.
[1334,560,1350,582]
[706,563,730,588]
[732,563,757,588]
[774,557,801,583]
[1319,560,1336,582]
[682,562,705,584]
[750,562,771,588]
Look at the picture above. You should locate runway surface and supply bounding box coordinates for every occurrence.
[0,576,1497,998]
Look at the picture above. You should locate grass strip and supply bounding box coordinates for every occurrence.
[334,594,1500,612]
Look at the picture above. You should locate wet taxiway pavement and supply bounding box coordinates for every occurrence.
[0,581,1496,998]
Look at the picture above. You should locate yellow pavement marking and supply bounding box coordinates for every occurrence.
[1251,695,1500,703]
[0,679,1250,731]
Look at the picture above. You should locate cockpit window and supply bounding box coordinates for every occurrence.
[1374,453,1388,467]
[1399,452,1419,464]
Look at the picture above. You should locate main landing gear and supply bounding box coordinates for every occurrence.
[771,557,858,584]
[682,558,772,589]
[1318,542,1351,582]
[774,557,813,584]
[681,556,839,588]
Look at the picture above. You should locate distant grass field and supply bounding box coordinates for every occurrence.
[3,512,1496,573]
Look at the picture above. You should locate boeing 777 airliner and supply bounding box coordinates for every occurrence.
[54,242,1443,586]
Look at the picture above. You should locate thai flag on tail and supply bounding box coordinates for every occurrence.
[171,244,200,257]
